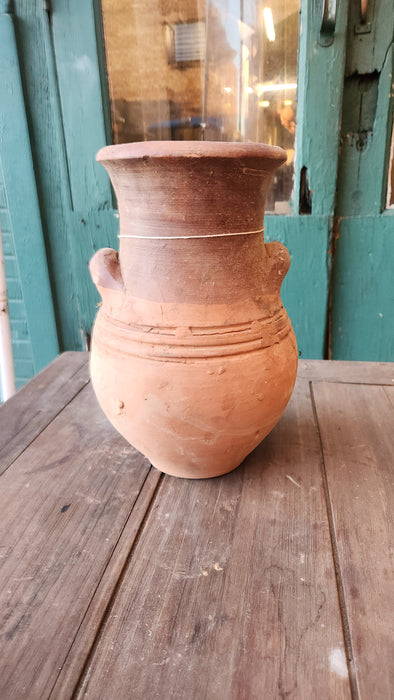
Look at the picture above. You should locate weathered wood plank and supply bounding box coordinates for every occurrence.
[0,352,89,474]
[10,2,87,350]
[312,381,394,699]
[330,217,394,362]
[265,215,331,360]
[73,379,351,699]
[0,382,154,700]
[0,6,59,371]
[335,5,394,217]
[51,0,112,211]
[295,0,348,216]
[298,359,394,385]
[383,385,394,409]
[50,468,162,699]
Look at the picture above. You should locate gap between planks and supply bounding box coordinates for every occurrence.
[309,381,360,700]
[59,378,352,699]
[297,360,394,386]
[49,469,165,700]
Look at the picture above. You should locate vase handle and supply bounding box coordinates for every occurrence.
[264,241,291,295]
[89,248,125,307]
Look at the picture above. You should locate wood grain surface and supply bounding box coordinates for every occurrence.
[312,381,394,699]
[0,352,88,474]
[50,468,161,700]
[1,354,393,699]
[0,379,153,699]
[298,359,394,385]
[71,380,351,700]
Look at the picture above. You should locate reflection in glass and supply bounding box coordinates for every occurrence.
[101,0,300,212]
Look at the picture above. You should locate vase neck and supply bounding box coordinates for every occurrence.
[106,155,274,238]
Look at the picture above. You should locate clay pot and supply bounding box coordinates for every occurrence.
[90,141,297,479]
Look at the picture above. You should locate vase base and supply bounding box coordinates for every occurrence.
[149,458,244,480]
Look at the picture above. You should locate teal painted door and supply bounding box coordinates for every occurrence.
[1,0,393,371]
[1,0,119,371]
[330,1,394,360]
[0,1,59,394]
[279,0,393,361]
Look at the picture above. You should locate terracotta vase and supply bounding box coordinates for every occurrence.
[90,141,298,479]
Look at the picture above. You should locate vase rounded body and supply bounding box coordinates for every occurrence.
[90,141,298,478]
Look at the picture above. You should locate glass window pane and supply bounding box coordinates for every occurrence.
[101,0,300,212]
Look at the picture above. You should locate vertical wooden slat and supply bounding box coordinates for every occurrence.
[50,0,112,211]
[295,0,349,215]
[40,0,119,343]
[0,5,59,372]
[0,162,33,393]
[330,216,394,361]
[335,2,394,216]
[8,1,118,352]
[330,1,394,361]
[312,381,394,698]
[265,215,331,359]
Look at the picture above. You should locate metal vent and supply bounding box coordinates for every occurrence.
[174,22,205,63]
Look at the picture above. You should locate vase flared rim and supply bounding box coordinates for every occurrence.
[96,140,287,164]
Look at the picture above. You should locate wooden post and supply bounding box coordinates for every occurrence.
[0,217,15,401]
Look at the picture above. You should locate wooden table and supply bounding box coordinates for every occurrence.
[0,353,393,699]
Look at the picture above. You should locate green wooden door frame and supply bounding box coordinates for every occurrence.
[276,0,394,362]
[331,0,394,360]
[6,0,118,354]
[264,0,350,359]
[0,1,59,373]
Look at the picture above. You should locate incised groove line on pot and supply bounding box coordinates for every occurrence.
[93,308,292,360]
